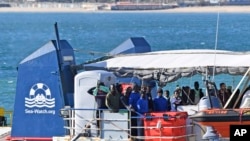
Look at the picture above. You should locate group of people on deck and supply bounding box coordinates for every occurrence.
[89,80,234,140]
[89,80,235,114]
[90,82,170,114]
[165,81,205,111]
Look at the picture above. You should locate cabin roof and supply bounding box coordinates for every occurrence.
[84,49,250,83]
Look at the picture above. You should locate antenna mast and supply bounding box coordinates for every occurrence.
[212,9,220,81]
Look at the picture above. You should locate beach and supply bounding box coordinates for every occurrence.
[1,5,250,13]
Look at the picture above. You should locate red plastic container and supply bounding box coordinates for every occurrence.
[143,111,188,141]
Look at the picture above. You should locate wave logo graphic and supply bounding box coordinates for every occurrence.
[25,83,55,108]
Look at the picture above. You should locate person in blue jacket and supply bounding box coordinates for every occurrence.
[137,93,149,114]
[128,83,141,137]
[129,83,141,111]
[153,88,168,112]
[136,92,149,141]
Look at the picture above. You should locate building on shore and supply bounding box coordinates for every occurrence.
[1,0,250,10]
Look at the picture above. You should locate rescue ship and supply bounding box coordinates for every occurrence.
[3,23,250,141]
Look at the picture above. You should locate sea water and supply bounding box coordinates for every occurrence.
[1,12,250,111]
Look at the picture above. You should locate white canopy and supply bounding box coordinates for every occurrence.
[84,49,250,84]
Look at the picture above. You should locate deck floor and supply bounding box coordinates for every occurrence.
[0,127,11,140]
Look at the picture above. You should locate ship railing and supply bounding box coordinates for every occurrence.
[60,108,131,140]
[60,108,196,140]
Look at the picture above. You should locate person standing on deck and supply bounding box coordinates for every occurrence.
[128,83,141,137]
[136,92,149,141]
[182,86,191,105]
[190,81,204,105]
[218,82,231,106]
[141,85,154,112]
[120,86,132,109]
[87,81,109,136]
[170,88,182,111]
[164,90,171,111]
[153,88,168,112]
[105,84,121,113]
[129,83,141,111]
[87,81,110,109]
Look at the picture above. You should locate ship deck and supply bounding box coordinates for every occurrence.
[0,127,11,140]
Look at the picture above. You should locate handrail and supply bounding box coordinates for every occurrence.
[60,108,195,141]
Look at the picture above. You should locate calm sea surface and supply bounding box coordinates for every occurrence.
[1,12,250,111]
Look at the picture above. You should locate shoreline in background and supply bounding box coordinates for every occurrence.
[1,5,250,13]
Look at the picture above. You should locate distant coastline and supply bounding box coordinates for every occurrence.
[165,6,250,13]
[1,5,250,13]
